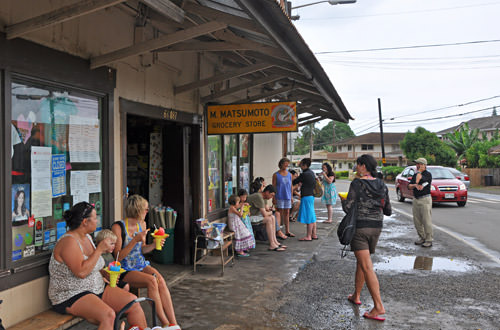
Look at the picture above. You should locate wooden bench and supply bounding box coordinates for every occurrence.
[9,310,81,330]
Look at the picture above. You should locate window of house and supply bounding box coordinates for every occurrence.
[10,81,102,262]
[338,146,342,151]
[392,144,400,151]
[361,144,374,150]
[348,145,352,151]
[348,163,353,168]
[339,163,343,169]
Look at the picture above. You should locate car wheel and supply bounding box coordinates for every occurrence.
[397,188,405,202]
[457,201,466,207]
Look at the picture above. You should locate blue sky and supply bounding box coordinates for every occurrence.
[292,0,500,134]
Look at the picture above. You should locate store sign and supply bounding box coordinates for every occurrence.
[207,102,297,134]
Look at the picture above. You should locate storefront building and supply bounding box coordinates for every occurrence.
[0,0,351,327]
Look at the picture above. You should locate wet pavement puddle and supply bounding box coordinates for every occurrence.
[374,255,477,272]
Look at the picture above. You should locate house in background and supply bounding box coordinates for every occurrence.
[288,150,330,166]
[436,115,500,140]
[327,132,407,170]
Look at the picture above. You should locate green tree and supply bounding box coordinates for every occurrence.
[400,127,456,166]
[293,124,320,155]
[465,138,500,168]
[443,123,479,160]
[493,107,497,116]
[293,121,355,154]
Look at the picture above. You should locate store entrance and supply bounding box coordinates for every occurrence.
[126,113,198,265]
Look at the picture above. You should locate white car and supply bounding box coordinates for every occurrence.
[310,162,323,176]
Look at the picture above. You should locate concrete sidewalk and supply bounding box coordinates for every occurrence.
[69,199,338,329]
[68,192,500,329]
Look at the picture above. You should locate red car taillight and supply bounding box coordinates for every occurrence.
[464,176,469,181]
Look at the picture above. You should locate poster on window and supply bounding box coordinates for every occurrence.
[52,154,66,197]
[31,146,52,217]
[12,184,31,223]
[69,116,100,163]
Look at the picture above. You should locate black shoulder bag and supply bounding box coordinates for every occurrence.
[337,181,361,258]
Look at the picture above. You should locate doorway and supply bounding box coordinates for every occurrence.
[122,99,202,265]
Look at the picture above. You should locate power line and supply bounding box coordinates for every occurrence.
[315,39,500,54]
[383,105,497,125]
[299,1,500,21]
[384,95,500,121]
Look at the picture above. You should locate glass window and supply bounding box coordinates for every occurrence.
[361,144,374,150]
[223,135,237,206]
[207,136,222,212]
[239,134,250,193]
[11,81,102,262]
[348,145,352,151]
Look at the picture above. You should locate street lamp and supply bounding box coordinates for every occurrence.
[290,0,356,20]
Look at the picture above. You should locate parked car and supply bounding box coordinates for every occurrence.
[445,167,470,188]
[310,162,323,176]
[395,165,468,207]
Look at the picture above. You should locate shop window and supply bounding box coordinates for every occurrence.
[207,134,251,213]
[10,81,102,262]
[207,136,222,212]
[224,135,237,206]
[239,134,250,193]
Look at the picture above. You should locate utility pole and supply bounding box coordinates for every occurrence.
[378,98,386,166]
[309,123,313,159]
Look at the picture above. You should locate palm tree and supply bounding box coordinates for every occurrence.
[444,123,479,160]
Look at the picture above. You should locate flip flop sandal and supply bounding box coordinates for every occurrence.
[286,232,296,237]
[268,247,286,252]
[312,237,319,240]
[299,238,312,241]
[347,294,361,305]
[363,312,385,321]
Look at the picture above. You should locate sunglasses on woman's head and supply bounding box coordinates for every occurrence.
[81,202,94,219]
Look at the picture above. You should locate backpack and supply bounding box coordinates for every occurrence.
[313,179,323,198]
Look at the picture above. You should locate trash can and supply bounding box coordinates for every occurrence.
[484,175,493,186]
[153,228,174,264]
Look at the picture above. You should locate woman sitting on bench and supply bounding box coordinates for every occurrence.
[48,202,147,330]
[112,195,181,330]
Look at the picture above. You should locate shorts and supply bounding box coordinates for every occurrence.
[249,215,264,224]
[276,199,291,209]
[52,291,103,314]
[350,227,382,254]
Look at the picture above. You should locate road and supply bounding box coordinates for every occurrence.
[336,179,500,262]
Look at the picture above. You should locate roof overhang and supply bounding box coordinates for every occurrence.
[3,0,351,123]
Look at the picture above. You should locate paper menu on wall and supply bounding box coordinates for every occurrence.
[31,147,52,217]
[68,116,100,163]
[70,170,101,196]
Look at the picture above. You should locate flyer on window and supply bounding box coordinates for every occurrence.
[31,146,52,217]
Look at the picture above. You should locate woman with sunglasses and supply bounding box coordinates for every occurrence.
[48,202,147,330]
[112,195,181,330]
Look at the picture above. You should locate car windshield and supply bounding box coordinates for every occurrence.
[310,163,322,170]
[427,167,456,179]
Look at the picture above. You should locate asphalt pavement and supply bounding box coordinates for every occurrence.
[69,182,500,330]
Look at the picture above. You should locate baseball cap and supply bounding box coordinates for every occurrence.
[414,157,427,165]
